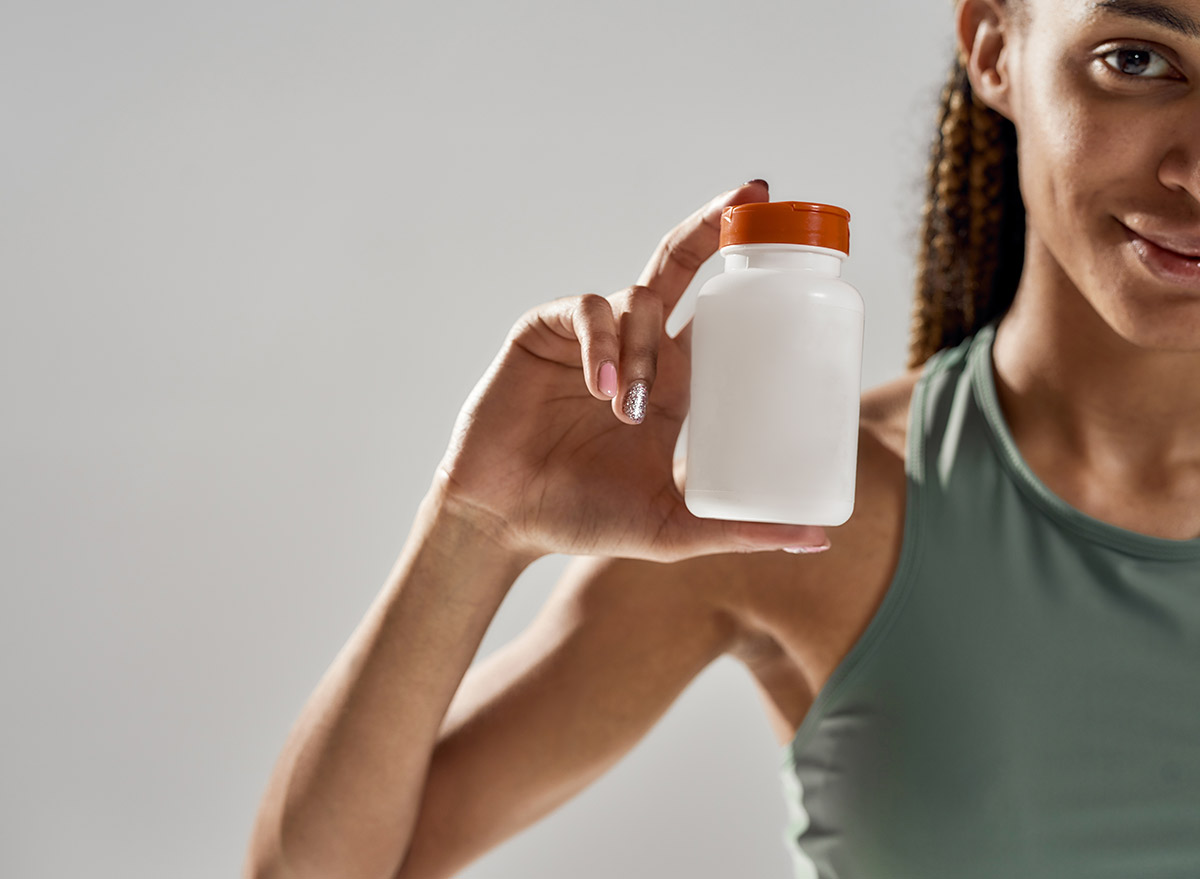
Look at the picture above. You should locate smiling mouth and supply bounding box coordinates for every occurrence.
[1120,222,1200,260]
[1119,222,1200,290]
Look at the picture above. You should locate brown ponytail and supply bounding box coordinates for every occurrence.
[909,55,1025,368]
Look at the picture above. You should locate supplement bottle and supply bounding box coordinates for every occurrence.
[684,201,864,526]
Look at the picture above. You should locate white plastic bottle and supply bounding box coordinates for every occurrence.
[684,200,864,526]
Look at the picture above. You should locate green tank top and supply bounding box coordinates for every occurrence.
[780,320,1200,878]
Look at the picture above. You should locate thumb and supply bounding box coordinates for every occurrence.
[661,503,831,558]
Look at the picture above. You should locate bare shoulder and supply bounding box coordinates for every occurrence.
[517,368,925,749]
[719,367,923,743]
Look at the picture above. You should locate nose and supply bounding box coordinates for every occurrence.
[1157,109,1200,205]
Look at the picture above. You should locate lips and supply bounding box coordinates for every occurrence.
[1130,227,1200,259]
[1120,221,1200,290]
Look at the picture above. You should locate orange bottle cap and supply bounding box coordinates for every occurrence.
[719,201,851,255]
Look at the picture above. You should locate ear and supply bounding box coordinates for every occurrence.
[956,0,1016,120]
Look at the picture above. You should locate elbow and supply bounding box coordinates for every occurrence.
[244,826,411,879]
[243,847,358,879]
[242,818,323,879]
[243,829,305,879]
[242,848,284,879]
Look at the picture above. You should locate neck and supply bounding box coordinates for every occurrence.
[991,231,1200,482]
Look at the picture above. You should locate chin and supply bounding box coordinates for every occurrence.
[1096,290,1200,353]
[1083,240,1200,351]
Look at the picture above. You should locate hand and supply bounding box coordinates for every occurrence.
[433,181,830,562]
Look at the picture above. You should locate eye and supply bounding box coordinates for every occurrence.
[1099,46,1178,79]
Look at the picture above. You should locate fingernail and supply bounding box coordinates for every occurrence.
[744,178,769,189]
[783,542,831,554]
[599,361,617,397]
[623,380,648,423]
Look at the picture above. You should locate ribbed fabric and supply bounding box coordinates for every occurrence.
[780,321,1200,879]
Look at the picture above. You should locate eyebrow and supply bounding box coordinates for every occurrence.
[1090,0,1200,38]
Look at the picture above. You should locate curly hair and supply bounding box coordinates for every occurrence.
[908,47,1026,368]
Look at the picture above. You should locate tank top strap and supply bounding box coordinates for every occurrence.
[778,321,1200,878]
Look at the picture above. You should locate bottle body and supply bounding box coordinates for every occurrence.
[684,244,864,526]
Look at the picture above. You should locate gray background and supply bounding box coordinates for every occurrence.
[3,1,954,876]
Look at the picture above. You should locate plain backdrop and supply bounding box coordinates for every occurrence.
[3,1,956,876]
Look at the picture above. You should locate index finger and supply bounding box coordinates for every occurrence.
[635,179,769,310]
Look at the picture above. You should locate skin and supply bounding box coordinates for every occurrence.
[244,2,1200,878]
[244,182,836,879]
[976,0,1200,538]
[739,0,1200,746]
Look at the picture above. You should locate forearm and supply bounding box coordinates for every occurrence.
[245,482,539,879]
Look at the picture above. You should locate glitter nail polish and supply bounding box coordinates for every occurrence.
[623,381,648,423]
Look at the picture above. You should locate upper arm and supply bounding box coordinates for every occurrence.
[395,551,745,879]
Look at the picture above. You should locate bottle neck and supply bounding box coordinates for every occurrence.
[721,243,845,277]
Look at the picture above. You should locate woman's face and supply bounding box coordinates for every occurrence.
[1006,0,1200,348]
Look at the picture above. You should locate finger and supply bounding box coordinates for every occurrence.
[570,294,621,400]
[612,286,664,424]
[662,503,831,560]
[521,294,621,399]
[715,519,831,555]
[673,319,693,360]
[672,455,687,496]
[636,179,769,312]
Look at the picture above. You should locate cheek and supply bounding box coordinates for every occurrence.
[1016,85,1158,236]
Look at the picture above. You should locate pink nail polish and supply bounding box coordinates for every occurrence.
[599,361,617,397]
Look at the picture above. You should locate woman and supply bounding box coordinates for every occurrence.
[246,0,1200,876]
